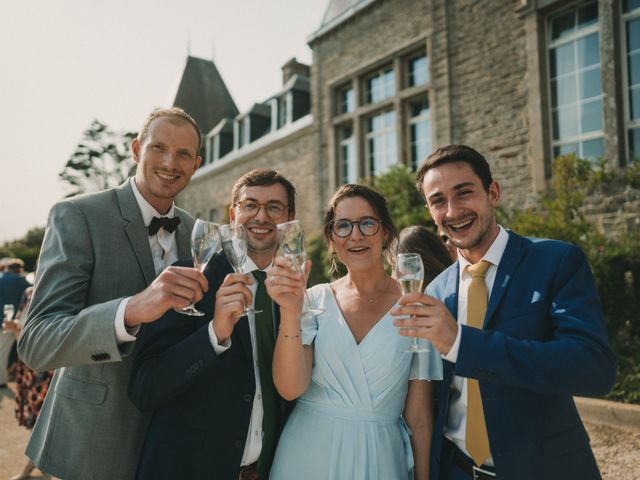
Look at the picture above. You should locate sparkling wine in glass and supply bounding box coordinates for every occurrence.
[220,223,261,316]
[176,219,220,316]
[276,220,324,318]
[396,252,429,353]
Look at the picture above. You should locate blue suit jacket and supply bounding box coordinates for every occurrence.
[428,231,616,480]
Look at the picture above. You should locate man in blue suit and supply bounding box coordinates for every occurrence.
[393,145,616,480]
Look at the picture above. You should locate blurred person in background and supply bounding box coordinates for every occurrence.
[0,258,30,388]
[398,226,455,284]
[3,282,54,480]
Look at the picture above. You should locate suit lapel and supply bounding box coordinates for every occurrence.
[443,264,460,320]
[174,209,193,260]
[484,231,527,328]
[116,180,156,285]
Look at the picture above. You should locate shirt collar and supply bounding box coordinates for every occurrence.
[458,225,509,272]
[242,255,273,275]
[130,178,176,226]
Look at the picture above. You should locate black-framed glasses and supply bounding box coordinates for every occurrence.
[235,199,288,220]
[331,217,382,238]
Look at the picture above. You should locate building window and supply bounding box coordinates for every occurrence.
[364,67,395,104]
[623,0,640,163]
[278,94,290,128]
[407,54,428,87]
[548,2,603,162]
[366,110,397,175]
[338,126,357,183]
[331,44,429,185]
[408,98,431,170]
[206,137,215,165]
[338,85,355,114]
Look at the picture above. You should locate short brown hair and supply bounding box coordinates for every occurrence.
[230,169,296,215]
[323,184,399,264]
[415,145,493,197]
[137,107,202,153]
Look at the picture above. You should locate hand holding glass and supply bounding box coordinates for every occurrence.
[176,220,220,316]
[2,304,15,332]
[220,223,261,316]
[276,220,323,318]
[395,252,429,353]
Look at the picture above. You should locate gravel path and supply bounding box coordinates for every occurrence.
[1,384,638,479]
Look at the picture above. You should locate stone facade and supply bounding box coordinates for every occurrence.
[178,0,639,237]
[179,119,321,230]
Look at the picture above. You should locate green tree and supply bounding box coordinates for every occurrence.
[504,154,640,403]
[364,164,434,231]
[0,226,46,271]
[59,120,136,197]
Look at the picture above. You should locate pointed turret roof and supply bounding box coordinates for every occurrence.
[172,56,239,138]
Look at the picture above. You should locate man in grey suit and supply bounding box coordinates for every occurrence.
[18,107,208,480]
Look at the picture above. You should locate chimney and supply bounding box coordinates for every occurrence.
[282,57,310,84]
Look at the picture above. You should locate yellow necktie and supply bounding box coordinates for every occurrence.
[465,260,491,466]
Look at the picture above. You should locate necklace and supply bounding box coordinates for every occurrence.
[351,277,394,304]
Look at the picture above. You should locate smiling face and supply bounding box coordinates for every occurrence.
[421,161,500,264]
[330,196,388,273]
[132,117,202,214]
[229,183,293,268]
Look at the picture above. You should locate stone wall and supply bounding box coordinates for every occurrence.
[177,123,322,232]
[179,0,639,239]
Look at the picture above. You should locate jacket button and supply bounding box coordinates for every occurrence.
[243,394,252,403]
[234,440,243,449]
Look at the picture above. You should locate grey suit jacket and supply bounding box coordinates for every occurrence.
[18,180,193,480]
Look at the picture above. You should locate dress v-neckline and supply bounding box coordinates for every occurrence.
[326,284,398,347]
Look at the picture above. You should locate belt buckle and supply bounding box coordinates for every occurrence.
[472,465,496,479]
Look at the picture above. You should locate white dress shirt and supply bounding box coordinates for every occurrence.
[442,226,509,465]
[114,178,179,344]
[208,256,270,467]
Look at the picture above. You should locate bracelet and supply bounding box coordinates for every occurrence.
[281,329,302,339]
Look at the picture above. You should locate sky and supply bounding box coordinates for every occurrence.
[0,0,327,242]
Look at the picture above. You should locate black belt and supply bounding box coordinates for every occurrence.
[452,447,496,480]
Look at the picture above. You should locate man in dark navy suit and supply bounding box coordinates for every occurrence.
[393,145,616,480]
[130,169,297,480]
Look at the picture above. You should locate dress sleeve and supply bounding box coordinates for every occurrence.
[300,284,324,345]
[409,341,444,381]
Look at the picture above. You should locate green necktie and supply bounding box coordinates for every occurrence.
[465,260,492,466]
[251,270,280,477]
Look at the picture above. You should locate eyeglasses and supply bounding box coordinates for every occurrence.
[331,217,382,238]
[235,199,288,220]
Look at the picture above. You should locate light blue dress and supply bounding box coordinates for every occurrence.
[270,283,443,480]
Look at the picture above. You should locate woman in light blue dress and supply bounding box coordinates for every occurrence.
[266,184,443,480]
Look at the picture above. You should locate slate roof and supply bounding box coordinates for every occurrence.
[172,56,239,138]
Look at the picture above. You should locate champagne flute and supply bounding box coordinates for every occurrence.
[2,304,15,332]
[176,219,220,316]
[396,252,429,353]
[220,223,261,316]
[276,220,324,318]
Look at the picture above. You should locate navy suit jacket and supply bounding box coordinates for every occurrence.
[129,252,292,480]
[428,231,616,480]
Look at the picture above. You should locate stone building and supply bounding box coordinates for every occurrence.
[177,0,640,235]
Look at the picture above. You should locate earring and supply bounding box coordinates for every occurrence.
[328,250,339,276]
